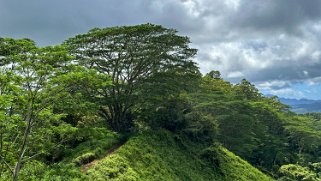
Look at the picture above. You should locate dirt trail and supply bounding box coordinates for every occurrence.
[81,143,124,172]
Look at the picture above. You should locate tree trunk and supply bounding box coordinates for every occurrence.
[13,102,32,181]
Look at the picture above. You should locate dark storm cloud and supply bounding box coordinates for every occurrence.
[2,0,321,97]
[232,0,321,34]
[185,0,321,87]
[0,0,156,45]
[246,62,320,83]
[2,0,320,44]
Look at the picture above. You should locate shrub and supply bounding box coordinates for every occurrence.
[278,164,319,181]
[73,152,96,166]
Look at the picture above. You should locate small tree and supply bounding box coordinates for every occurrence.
[65,23,200,131]
[0,38,75,180]
[234,79,262,100]
[206,70,221,79]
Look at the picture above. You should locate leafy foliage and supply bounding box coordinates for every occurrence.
[65,23,200,131]
[0,38,76,180]
[278,164,320,181]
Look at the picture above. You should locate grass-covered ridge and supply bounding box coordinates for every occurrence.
[84,130,273,181]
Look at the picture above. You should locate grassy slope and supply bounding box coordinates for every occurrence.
[84,130,273,181]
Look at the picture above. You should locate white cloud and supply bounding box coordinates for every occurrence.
[227,71,244,79]
[270,88,305,99]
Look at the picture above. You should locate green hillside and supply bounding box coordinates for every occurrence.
[0,129,272,180]
[84,130,272,181]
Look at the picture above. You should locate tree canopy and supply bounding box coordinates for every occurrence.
[65,23,200,131]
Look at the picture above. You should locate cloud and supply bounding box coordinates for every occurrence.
[231,0,321,34]
[1,0,321,98]
[257,80,291,90]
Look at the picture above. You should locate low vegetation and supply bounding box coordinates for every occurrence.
[85,130,272,181]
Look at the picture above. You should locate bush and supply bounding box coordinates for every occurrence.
[183,111,217,142]
[73,152,96,166]
[200,146,221,169]
[278,164,319,181]
[143,96,192,132]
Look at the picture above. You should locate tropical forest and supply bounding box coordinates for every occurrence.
[1,24,321,181]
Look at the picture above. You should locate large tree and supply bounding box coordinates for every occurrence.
[65,23,200,131]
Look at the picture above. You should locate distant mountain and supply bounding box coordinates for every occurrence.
[278,97,321,114]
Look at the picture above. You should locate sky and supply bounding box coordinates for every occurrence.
[1,0,321,100]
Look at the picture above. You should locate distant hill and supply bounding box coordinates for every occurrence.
[278,97,321,114]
